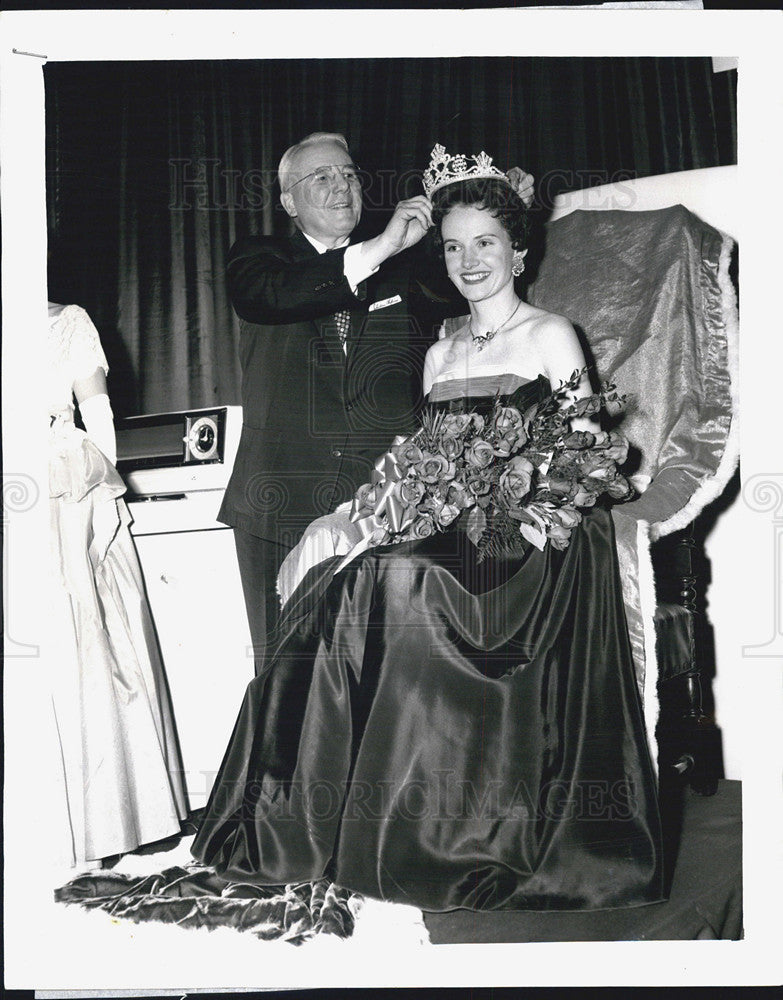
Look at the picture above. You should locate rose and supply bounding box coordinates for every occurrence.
[551,505,582,529]
[493,429,526,458]
[410,513,435,539]
[494,406,526,438]
[445,480,474,510]
[582,463,632,500]
[498,455,535,503]
[606,472,634,500]
[416,452,456,484]
[573,486,598,507]
[430,499,461,528]
[465,438,494,470]
[579,452,611,477]
[582,477,610,501]
[467,475,491,497]
[547,523,573,550]
[439,504,461,527]
[440,412,473,436]
[394,477,426,507]
[602,431,629,464]
[544,475,577,499]
[580,430,629,464]
[492,407,528,457]
[440,433,465,460]
[392,440,424,467]
[561,430,596,450]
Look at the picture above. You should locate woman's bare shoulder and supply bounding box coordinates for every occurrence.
[424,337,447,368]
[524,305,576,339]
[506,305,582,380]
[428,325,469,360]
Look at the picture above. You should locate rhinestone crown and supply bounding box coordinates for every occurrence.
[422,143,511,198]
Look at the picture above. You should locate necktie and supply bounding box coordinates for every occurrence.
[334,309,351,350]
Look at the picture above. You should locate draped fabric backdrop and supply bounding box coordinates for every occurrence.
[44,57,737,417]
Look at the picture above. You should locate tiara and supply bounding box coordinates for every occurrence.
[422,143,511,197]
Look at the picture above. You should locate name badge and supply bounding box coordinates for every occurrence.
[368,295,402,312]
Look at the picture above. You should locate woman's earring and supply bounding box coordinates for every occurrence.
[512,249,528,277]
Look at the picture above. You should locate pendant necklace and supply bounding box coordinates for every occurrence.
[470,299,523,352]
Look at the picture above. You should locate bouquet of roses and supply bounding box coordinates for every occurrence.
[350,370,634,559]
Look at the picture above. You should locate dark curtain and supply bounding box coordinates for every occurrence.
[44,57,737,417]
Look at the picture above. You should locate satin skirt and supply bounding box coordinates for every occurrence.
[193,507,664,912]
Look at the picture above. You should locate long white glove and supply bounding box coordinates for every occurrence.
[78,392,117,466]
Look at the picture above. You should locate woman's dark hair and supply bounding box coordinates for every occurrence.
[430,177,529,253]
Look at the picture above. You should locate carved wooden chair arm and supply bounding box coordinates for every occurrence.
[652,522,721,796]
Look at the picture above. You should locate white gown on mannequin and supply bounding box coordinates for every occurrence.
[48,303,187,870]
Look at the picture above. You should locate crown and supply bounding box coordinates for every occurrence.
[422,143,511,197]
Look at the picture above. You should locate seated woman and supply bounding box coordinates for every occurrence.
[192,147,665,913]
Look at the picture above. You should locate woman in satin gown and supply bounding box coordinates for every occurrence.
[192,164,665,913]
[49,302,187,872]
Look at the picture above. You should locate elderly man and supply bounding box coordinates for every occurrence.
[220,131,532,674]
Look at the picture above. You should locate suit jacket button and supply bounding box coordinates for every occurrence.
[345,403,353,412]
[331,447,342,458]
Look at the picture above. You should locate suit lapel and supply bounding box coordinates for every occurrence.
[346,263,408,376]
[344,264,376,374]
[289,231,346,369]
[345,300,368,371]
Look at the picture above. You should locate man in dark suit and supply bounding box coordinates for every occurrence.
[221,132,531,674]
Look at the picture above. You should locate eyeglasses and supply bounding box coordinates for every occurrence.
[284,164,362,192]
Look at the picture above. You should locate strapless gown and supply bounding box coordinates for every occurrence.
[192,374,665,912]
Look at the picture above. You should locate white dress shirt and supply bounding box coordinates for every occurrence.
[301,232,379,295]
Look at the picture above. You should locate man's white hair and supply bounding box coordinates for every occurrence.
[278,132,350,192]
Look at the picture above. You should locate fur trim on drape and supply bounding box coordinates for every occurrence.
[651,232,740,540]
[637,519,661,774]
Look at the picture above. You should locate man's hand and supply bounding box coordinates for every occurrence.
[506,167,535,209]
[357,195,433,272]
[381,195,433,255]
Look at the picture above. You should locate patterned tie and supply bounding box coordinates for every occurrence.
[334,309,351,351]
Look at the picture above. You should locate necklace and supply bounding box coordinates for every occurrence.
[469,299,523,352]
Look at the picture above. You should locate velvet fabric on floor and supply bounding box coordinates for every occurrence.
[55,870,357,946]
[423,779,742,942]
